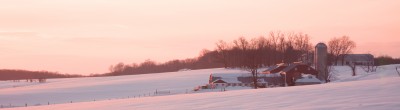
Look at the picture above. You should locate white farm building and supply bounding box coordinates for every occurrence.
[208,73,284,88]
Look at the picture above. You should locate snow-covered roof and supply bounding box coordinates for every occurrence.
[210,73,283,84]
[262,64,288,74]
[262,65,278,73]
[296,75,321,83]
[211,73,281,78]
[211,73,249,83]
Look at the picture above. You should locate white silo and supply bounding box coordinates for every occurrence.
[315,43,328,82]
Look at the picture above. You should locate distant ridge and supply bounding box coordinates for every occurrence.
[0,69,83,80]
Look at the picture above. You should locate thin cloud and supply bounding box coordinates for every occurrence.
[0,31,40,39]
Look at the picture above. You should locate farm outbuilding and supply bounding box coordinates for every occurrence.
[336,54,374,66]
[208,73,284,88]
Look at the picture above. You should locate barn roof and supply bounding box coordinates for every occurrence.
[262,64,288,74]
[281,63,300,73]
[212,79,227,83]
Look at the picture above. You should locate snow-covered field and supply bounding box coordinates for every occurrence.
[0,81,42,89]
[1,64,400,109]
[0,68,248,107]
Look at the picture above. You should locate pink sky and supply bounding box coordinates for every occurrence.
[0,0,399,75]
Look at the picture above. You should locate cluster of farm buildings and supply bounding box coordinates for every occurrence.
[203,43,375,89]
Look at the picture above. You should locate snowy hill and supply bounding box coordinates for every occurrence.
[0,68,249,107]
[1,64,399,109]
[3,76,400,110]
[330,64,400,82]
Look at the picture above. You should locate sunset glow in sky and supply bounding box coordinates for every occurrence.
[1,0,399,75]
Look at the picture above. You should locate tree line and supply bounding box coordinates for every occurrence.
[101,31,315,87]
[374,55,400,66]
[97,49,224,76]
[214,31,313,69]
[0,69,83,81]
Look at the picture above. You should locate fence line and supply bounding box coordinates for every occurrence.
[0,88,221,109]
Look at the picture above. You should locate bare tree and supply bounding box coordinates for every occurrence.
[269,31,286,64]
[338,36,356,65]
[348,62,357,76]
[215,40,230,68]
[252,36,271,67]
[231,37,263,89]
[328,36,356,65]
[269,32,280,64]
[342,55,358,76]
[293,33,312,55]
[361,64,373,73]
[361,56,377,73]
[244,39,263,89]
[396,66,400,77]
[233,37,250,51]
[110,62,126,73]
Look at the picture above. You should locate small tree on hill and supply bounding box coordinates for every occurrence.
[348,62,357,76]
